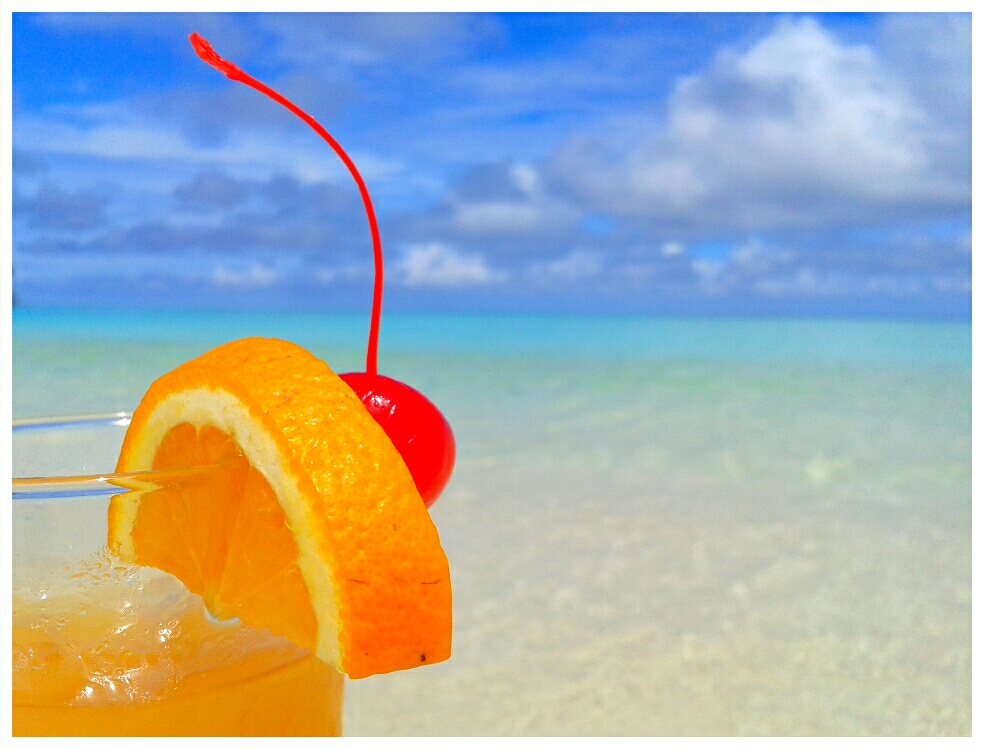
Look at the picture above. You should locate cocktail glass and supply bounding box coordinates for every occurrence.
[12,414,344,736]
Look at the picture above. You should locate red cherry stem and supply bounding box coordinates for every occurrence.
[189,32,382,377]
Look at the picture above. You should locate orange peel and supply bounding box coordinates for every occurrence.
[108,337,452,678]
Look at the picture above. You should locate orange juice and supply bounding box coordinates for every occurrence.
[13,551,343,736]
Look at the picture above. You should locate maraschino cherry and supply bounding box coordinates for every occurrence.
[190,33,455,507]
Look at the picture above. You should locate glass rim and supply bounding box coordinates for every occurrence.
[12,412,224,499]
[12,411,133,433]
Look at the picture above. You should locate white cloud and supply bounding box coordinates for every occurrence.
[691,258,727,293]
[262,13,499,68]
[957,231,971,255]
[729,237,795,274]
[933,276,971,294]
[862,275,923,296]
[510,163,540,197]
[552,17,968,233]
[315,264,367,285]
[397,243,506,287]
[438,162,580,238]
[755,268,842,297]
[15,116,189,162]
[451,202,544,234]
[12,110,402,187]
[660,241,684,258]
[212,263,278,287]
[529,251,604,283]
[686,238,801,295]
[754,268,938,298]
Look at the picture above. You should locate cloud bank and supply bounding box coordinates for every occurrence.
[12,13,971,317]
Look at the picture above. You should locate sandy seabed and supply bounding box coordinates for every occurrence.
[344,354,970,736]
[13,337,971,736]
[346,509,969,735]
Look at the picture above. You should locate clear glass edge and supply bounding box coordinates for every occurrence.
[11,412,224,498]
[12,411,132,431]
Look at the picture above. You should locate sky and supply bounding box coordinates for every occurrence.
[10,12,972,318]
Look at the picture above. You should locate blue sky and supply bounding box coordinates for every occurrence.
[11,12,972,318]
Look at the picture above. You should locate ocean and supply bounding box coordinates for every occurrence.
[11,309,972,735]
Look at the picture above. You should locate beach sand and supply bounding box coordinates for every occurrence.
[12,327,971,736]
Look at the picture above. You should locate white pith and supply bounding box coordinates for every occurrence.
[116,385,341,667]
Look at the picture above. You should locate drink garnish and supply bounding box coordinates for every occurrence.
[106,35,457,679]
[108,337,452,678]
[189,32,455,507]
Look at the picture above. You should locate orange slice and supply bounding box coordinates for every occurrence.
[107,337,451,679]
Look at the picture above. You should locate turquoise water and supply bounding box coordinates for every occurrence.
[11,309,972,735]
[13,308,971,366]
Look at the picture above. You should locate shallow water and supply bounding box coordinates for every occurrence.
[12,311,972,735]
